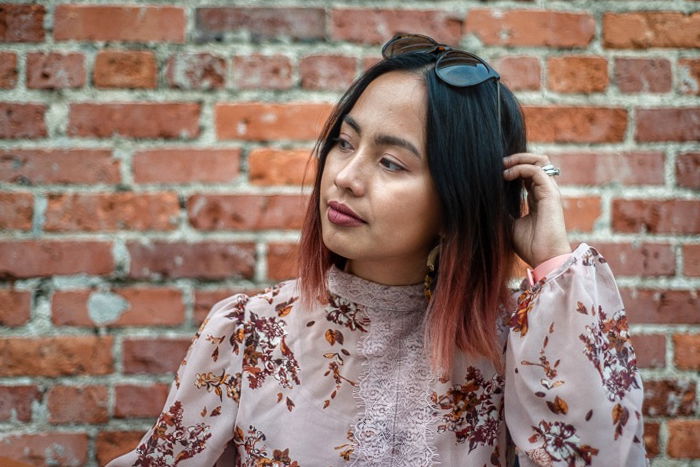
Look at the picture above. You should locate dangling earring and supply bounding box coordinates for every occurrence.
[424,242,441,300]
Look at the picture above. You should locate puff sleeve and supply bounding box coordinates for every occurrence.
[106,293,249,467]
[504,243,647,466]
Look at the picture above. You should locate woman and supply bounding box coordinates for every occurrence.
[107,33,647,466]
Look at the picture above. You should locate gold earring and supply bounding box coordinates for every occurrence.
[424,242,441,300]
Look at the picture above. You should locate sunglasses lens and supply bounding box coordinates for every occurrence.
[382,35,437,58]
[436,51,498,87]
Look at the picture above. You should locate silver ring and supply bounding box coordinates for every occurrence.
[541,164,561,177]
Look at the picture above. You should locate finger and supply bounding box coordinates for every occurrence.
[503,164,560,198]
[503,153,551,169]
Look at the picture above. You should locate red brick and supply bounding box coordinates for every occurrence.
[114,383,169,418]
[47,385,108,424]
[493,56,540,91]
[166,53,225,90]
[0,289,30,327]
[523,106,627,143]
[547,56,608,93]
[52,287,184,327]
[679,58,700,95]
[644,422,660,458]
[68,102,200,139]
[466,9,594,48]
[187,194,309,231]
[133,148,240,184]
[54,5,185,42]
[683,244,700,276]
[122,338,190,374]
[300,55,357,91]
[0,52,17,88]
[362,56,383,71]
[561,196,600,232]
[96,431,145,467]
[94,50,156,89]
[127,241,256,280]
[216,102,333,141]
[612,199,700,234]
[642,379,696,417]
[667,420,700,458]
[0,192,32,230]
[603,12,700,49]
[232,54,293,90]
[44,192,179,232]
[676,152,700,189]
[674,334,700,370]
[0,103,47,139]
[0,336,113,376]
[550,151,664,186]
[0,4,45,42]
[267,242,299,281]
[630,334,665,369]
[0,433,88,466]
[0,385,39,422]
[635,107,700,142]
[594,242,674,277]
[0,240,113,278]
[621,289,699,324]
[26,52,85,89]
[196,7,325,42]
[248,148,316,186]
[615,58,672,93]
[0,148,120,185]
[194,289,260,324]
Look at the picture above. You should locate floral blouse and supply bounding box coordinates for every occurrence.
[106,243,647,466]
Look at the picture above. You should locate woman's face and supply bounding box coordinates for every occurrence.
[320,71,442,285]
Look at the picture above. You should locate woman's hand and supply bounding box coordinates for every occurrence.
[503,153,572,267]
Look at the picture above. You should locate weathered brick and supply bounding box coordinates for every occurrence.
[683,244,700,277]
[0,289,30,327]
[232,54,293,90]
[603,12,700,49]
[644,422,660,458]
[0,385,39,422]
[679,58,700,95]
[248,148,316,186]
[26,52,85,89]
[54,5,185,42]
[523,106,627,143]
[0,433,88,466]
[0,103,47,139]
[114,384,169,418]
[561,196,600,232]
[216,102,333,141]
[493,56,540,91]
[194,289,260,324]
[612,199,700,234]
[594,242,674,277]
[300,55,357,91]
[187,194,309,231]
[0,52,17,88]
[94,50,156,89]
[96,431,145,467]
[676,152,700,189]
[0,148,120,185]
[0,4,45,42]
[0,192,32,230]
[635,107,700,142]
[621,289,699,324]
[466,9,594,48]
[133,148,240,184]
[0,336,113,376]
[47,385,108,424]
[643,379,696,417]
[667,420,700,458]
[267,242,299,281]
[68,102,200,139]
[122,338,190,374]
[44,192,179,232]
[615,58,672,93]
[674,334,700,370]
[0,240,113,278]
[547,56,608,93]
[550,151,664,186]
[196,7,324,42]
[630,334,665,369]
[166,53,225,90]
[52,287,184,327]
[127,241,256,280]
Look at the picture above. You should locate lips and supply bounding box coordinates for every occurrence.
[328,200,366,223]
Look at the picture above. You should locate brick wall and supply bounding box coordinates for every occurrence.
[0,1,698,465]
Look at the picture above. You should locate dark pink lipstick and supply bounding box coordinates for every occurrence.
[327,200,366,227]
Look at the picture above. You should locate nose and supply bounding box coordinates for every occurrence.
[333,149,367,196]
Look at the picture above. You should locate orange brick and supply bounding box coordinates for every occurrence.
[644,422,660,458]
[267,242,300,281]
[94,50,156,89]
[615,58,672,93]
[673,334,700,370]
[0,4,45,42]
[26,52,85,89]
[132,148,240,184]
[96,431,146,467]
[0,385,40,422]
[248,148,316,186]
[679,58,700,95]
[676,152,700,189]
[594,242,675,277]
[0,240,113,278]
[0,289,31,327]
[642,379,696,417]
[493,56,540,91]
[47,385,108,424]
[612,199,700,234]
[523,106,627,143]
[683,244,700,276]
[194,289,261,324]
[547,56,608,93]
[635,107,700,142]
[232,54,293,90]
[166,53,225,90]
[630,334,665,369]
[603,12,700,49]
[114,384,169,418]
[300,55,357,91]
[550,151,665,186]
[196,7,325,42]
[561,196,601,232]
[0,434,88,466]
[0,52,18,88]
[621,289,699,325]
[0,148,120,185]
[0,192,32,230]
[122,338,190,374]
[187,194,309,231]
[0,103,47,139]
[667,420,700,458]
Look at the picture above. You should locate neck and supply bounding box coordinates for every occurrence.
[345,256,426,286]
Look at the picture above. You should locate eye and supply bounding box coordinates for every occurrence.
[380,157,405,172]
[333,137,353,152]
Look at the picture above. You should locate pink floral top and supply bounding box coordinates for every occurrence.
[106,243,647,466]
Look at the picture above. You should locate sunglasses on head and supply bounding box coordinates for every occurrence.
[381,33,502,139]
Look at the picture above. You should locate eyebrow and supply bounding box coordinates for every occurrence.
[342,115,422,160]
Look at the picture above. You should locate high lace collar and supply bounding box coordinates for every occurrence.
[326,264,428,313]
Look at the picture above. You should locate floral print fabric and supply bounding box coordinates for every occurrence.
[106,243,647,466]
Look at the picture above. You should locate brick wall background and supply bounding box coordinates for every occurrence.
[0,1,698,465]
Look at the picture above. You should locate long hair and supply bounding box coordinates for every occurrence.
[297,52,526,374]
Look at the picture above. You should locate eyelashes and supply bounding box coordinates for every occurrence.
[331,137,406,173]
